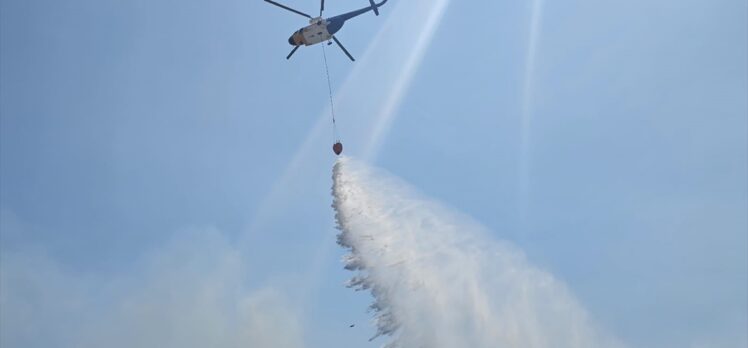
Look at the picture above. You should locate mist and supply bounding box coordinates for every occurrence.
[332,157,625,348]
[0,228,304,348]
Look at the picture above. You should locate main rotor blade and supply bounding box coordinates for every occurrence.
[320,0,324,16]
[286,45,301,59]
[264,0,312,18]
[332,35,355,62]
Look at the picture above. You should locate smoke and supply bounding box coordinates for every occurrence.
[0,228,304,348]
[332,158,625,348]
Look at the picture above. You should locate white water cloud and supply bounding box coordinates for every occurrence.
[332,157,625,348]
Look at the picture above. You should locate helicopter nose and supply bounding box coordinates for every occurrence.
[288,35,296,46]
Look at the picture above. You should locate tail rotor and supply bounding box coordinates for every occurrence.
[368,0,379,15]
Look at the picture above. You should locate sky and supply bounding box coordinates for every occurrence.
[1,0,746,347]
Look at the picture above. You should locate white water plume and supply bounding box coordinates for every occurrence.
[332,158,625,348]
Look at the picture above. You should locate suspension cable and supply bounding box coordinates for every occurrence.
[322,44,340,142]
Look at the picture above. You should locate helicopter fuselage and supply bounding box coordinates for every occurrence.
[287,2,384,47]
[288,17,344,46]
[270,0,388,61]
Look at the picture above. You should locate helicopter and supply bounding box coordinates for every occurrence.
[264,0,388,61]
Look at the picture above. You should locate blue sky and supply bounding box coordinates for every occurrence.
[1,0,746,347]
